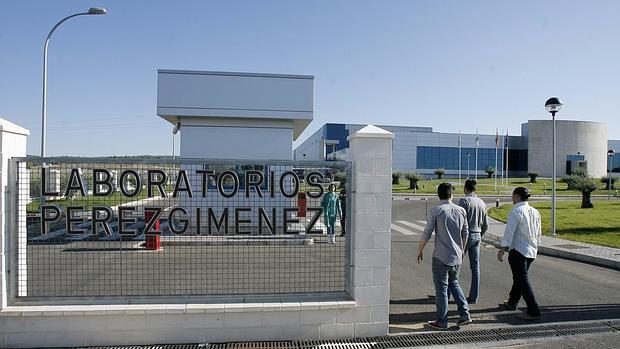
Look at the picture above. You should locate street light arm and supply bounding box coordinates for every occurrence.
[45,12,91,44]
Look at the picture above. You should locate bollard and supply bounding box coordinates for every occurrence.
[496,198,500,208]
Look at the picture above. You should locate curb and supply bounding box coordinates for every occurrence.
[482,232,620,271]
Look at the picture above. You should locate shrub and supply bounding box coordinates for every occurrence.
[528,171,539,183]
[434,168,445,179]
[333,171,347,188]
[392,172,401,185]
[562,175,582,190]
[485,167,495,178]
[405,173,423,190]
[572,167,587,177]
[600,176,618,190]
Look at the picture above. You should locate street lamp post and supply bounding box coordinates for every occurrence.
[545,97,563,236]
[609,149,616,200]
[41,7,107,159]
[466,152,471,179]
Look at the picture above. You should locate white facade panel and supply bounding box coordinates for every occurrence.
[157,70,313,139]
[181,126,292,160]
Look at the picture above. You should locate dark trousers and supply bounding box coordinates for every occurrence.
[508,249,541,316]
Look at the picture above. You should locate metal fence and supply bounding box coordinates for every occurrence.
[11,157,350,299]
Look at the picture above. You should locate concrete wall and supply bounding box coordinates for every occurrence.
[0,118,29,310]
[528,120,608,177]
[0,124,394,347]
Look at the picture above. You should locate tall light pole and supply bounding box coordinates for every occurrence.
[41,8,107,159]
[466,152,471,179]
[609,149,616,200]
[545,97,563,236]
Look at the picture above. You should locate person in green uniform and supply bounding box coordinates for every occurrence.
[321,183,342,244]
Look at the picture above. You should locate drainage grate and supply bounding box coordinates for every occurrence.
[493,326,558,340]
[79,321,620,349]
[296,339,373,349]
[604,319,620,331]
[553,322,617,336]
[209,343,295,349]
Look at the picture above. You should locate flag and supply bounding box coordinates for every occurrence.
[458,129,462,147]
[475,129,479,148]
[495,129,499,148]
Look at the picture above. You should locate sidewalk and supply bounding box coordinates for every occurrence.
[483,216,620,271]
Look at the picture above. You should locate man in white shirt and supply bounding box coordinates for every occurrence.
[497,187,542,320]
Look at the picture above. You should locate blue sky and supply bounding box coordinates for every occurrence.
[1,0,619,156]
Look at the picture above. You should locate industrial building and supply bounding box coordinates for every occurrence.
[294,121,620,178]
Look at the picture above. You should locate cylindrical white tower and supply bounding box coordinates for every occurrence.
[527,120,608,177]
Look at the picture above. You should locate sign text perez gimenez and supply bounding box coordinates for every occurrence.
[40,167,329,236]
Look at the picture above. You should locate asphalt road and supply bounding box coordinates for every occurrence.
[390,197,620,333]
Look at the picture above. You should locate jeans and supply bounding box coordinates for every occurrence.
[507,250,541,317]
[432,257,470,327]
[465,233,481,302]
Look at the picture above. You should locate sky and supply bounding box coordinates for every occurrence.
[1,0,620,157]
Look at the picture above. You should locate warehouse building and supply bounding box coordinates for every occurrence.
[294,121,620,178]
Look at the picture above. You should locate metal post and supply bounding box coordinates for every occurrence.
[552,111,556,235]
[467,154,470,179]
[39,9,106,208]
[610,155,613,200]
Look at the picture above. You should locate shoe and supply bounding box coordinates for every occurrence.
[466,297,477,304]
[517,312,541,321]
[426,320,448,330]
[457,318,473,326]
[500,301,517,311]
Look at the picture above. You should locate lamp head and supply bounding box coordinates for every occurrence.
[609,149,616,157]
[88,7,107,15]
[545,97,563,114]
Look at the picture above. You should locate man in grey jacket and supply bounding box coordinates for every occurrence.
[417,183,472,329]
[458,179,489,304]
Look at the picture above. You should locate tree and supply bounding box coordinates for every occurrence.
[485,166,495,178]
[600,176,618,190]
[333,171,347,188]
[572,177,598,208]
[405,173,423,190]
[528,171,539,183]
[434,168,445,179]
[572,167,587,177]
[392,172,401,185]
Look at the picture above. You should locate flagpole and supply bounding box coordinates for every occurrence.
[501,129,505,187]
[494,128,498,192]
[475,129,479,180]
[505,129,509,186]
[458,129,462,187]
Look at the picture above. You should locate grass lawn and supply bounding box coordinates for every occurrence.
[393,177,615,196]
[488,200,620,249]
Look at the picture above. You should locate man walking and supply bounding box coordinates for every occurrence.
[497,187,542,320]
[417,183,472,329]
[458,179,489,304]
